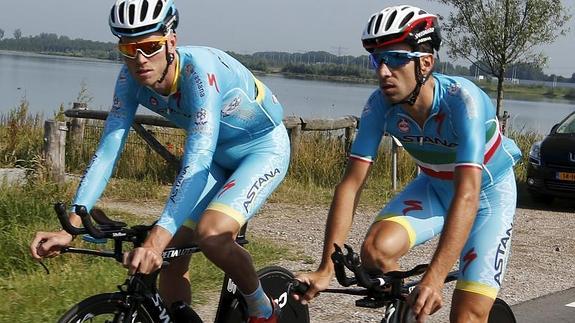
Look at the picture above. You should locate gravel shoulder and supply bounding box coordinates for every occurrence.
[100,198,575,322]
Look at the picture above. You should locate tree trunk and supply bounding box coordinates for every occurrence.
[496,68,506,119]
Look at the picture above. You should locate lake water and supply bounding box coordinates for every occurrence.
[1,51,574,134]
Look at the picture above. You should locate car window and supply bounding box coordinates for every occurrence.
[556,113,575,134]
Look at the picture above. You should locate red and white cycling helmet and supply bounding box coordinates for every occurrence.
[361,5,441,52]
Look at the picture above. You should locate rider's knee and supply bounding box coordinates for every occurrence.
[360,221,410,272]
[195,226,234,254]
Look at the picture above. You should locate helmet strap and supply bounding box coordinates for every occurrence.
[157,45,174,84]
[397,59,429,106]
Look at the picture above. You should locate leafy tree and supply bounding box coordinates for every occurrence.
[13,28,22,40]
[434,0,571,117]
[0,29,4,40]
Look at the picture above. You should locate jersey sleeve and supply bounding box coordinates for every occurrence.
[350,92,386,163]
[155,62,222,235]
[449,83,487,169]
[72,67,138,211]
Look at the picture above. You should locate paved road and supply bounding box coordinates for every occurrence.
[512,287,575,322]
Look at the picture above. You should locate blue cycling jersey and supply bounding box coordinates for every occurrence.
[353,73,523,299]
[351,73,522,186]
[73,46,288,235]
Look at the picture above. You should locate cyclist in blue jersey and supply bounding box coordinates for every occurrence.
[294,5,522,323]
[30,1,287,322]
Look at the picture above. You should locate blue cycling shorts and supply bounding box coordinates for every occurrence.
[181,124,290,229]
[375,169,516,299]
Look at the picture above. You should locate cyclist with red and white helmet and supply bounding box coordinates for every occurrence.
[31,1,287,321]
[295,5,521,322]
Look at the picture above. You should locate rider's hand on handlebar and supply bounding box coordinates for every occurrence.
[30,230,74,260]
[123,247,163,275]
[406,280,443,323]
[293,270,332,305]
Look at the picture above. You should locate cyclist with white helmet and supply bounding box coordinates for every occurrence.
[30,0,287,321]
[295,5,521,322]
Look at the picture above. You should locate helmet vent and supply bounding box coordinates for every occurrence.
[110,6,116,24]
[374,14,383,34]
[153,1,163,19]
[367,15,376,34]
[399,12,414,28]
[385,10,397,31]
[129,4,136,25]
[118,2,125,24]
[419,10,428,15]
[140,0,149,22]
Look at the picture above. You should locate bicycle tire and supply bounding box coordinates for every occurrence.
[488,298,516,323]
[258,265,310,323]
[58,292,155,323]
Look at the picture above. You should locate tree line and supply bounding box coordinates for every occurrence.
[0,28,573,85]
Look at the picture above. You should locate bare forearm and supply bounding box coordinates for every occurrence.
[318,185,358,272]
[143,226,173,252]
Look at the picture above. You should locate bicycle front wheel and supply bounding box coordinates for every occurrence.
[258,265,310,323]
[58,292,155,323]
[488,298,516,323]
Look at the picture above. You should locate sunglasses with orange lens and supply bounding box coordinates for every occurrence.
[118,36,168,59]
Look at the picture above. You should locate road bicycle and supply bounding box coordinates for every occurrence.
[48,202,310,323]
[290,244,516,323]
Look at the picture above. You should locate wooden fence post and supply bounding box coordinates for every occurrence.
[69,102,87,145]
[289,122,302,160]
[44,120,67,184]
[69,102,87,163]
[344,116,358,153]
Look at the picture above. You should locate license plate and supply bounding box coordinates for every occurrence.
[557,172,575,181]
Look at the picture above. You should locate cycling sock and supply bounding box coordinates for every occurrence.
[240,281,273,318]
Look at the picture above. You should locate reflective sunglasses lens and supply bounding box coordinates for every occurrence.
[118,40,165,59]
[370,52,412,69]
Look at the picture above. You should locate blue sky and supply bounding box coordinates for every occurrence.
[2,0,574,77]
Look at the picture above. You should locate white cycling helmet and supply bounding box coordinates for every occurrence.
[361,5,441,52]
[109,0,179,38]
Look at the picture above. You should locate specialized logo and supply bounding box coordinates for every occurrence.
[243,168,281,212]
[151,292,170,323]
[218,179,236,198]
[195,109,208,126]
[414,27,435,40]
[398,118,410,133]
[494,225,513,286]
[402,200,423,215]
[170,166,189,203]
[462,247,477,274]
[226,278,238,294]
[222,97,241,117]
[207,73,220,93]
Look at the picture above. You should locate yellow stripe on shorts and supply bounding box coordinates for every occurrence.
[455,280,499,300]
[375,214,417,248]
[206,202,246,226]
